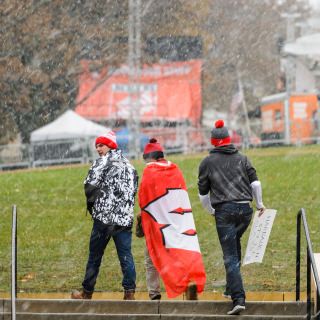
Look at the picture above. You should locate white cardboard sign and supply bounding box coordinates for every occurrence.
[243,209,277,265]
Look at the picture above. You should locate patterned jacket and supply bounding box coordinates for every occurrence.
[84,149,138,227]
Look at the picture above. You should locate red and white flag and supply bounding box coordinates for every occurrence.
[138,161,206,298]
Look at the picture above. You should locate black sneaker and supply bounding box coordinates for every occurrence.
[150,294,161,300]
[227,304,245,315]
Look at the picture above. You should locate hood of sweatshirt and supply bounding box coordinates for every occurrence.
[209,144,238,155]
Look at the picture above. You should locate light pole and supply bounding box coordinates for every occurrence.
[281,13,300,145]
[128,0,141,159]
[236,70,251,149]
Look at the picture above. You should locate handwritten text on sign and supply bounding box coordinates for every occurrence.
[243,209,277,265]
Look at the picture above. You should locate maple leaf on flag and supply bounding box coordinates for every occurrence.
[169,207,192,215]
[182,229,197,236]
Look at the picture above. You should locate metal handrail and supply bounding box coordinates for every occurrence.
[296,208,320,320]
[11,205,17,320]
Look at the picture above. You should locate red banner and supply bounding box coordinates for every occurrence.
[75,60,202,124]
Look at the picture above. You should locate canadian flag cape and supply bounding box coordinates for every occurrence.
[139,160,206,298]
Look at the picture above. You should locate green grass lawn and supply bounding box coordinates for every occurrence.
[1,145,320,294]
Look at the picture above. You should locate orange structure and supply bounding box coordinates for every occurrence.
[75,60,202,125]
[261,93,319,143]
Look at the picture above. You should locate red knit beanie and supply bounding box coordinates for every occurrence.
[95,130,118,149]
[143,138,164,158]
[210,119,231,147]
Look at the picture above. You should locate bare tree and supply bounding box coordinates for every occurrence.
[0,0,310,143]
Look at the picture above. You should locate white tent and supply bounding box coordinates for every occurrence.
[30,110,109,142]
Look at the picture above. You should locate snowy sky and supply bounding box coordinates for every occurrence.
[309,0,320,10]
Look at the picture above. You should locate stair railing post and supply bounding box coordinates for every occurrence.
[296,209,302,301]
[11,204,17,320]
[307,249,311,320]
[317,289,320,319]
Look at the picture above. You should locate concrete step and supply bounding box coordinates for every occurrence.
[0,291,308,301]
[1,299,310,319]
[0,313,310,320]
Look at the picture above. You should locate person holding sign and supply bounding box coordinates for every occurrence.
[198,120,265,315]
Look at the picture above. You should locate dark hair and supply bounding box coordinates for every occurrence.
[143,151,164,160]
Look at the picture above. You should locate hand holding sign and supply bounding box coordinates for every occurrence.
[243,209,277,265]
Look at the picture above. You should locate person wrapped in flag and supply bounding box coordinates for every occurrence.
[138,138,206,300]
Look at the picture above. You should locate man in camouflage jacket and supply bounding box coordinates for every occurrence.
[71,130,138,300]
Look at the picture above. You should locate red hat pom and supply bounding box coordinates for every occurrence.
[143,137,163,155]
[215,119,224,128]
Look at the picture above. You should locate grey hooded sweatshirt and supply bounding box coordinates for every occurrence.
[198,144,258,206]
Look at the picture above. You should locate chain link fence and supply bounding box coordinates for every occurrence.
[1,121,320,170]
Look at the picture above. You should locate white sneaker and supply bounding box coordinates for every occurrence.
[222,292,231,299]
[227,304,245,315]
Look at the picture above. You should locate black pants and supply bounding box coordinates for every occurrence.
[82,219,136,293]
[214,202,253,304]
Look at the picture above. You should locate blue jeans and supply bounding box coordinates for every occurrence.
[82,219,136,293]
[214,202,253,304]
